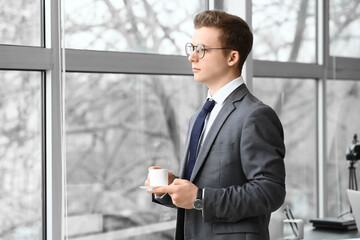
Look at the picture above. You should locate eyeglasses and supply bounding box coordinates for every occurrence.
[185,42,229,59]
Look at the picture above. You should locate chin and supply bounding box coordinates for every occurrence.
[193,75,206,84]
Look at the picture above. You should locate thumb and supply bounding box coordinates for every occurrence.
[172,178,188,185]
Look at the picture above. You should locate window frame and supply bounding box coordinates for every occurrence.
[0,0,360,239]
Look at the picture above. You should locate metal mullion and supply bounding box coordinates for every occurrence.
[65,49,192,75]
[328,57,360,80]
[40,0,47,238]
[214,0,224,9]
[253,60,322,79]
[316,0,329,218]
[41,0,46,47]
[238,0,253,91]
[205,0,210,10]
[41,70,47,240]
[0,45,52,70]
[45,0,64,239]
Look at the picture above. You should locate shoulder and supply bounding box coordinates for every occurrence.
[233,90,273,115]
[232,91,283,129]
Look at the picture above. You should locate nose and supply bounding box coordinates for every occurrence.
[188,51,198,62]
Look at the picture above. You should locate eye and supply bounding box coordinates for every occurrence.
[195,46,201,53]
[197,45,205,53]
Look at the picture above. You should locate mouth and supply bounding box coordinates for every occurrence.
[192,67,200,72]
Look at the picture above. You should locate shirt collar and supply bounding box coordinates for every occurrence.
[207,76,244,105]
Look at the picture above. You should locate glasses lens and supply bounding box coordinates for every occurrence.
[185,43,193,56]
[196,44,205,59]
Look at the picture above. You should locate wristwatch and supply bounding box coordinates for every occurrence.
[192,188,203,210]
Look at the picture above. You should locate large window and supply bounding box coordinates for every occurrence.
[252,78,316,239]
[0,71,43,239]
[330,0,360,57]
[0,0,359,239]
[0,1,42,46]
[64,73,203,239]
[326,80,360,217]
[65,0,205,54]
[252,0,316,62]
[253,78,317,219]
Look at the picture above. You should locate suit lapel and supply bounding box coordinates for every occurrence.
[179,111,199,178]
[190,85,249,182]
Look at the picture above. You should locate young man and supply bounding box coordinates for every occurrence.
[145,10,286,240]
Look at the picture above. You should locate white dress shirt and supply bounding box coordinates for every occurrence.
[199,76,244,148]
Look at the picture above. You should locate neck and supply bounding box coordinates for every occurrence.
[207,73,241,96]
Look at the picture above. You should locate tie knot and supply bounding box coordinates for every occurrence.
[202,99,215,113]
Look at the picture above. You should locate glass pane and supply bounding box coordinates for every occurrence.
[330,0,360,57]
[0,1,41,46]
[64,0,206,54]
[252,0,316,63]
[326,80,360,217]
[0,71,42,239]
[252,78,316,240]
[64,73,203,239]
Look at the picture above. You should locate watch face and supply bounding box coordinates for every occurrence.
[193,199,203,210]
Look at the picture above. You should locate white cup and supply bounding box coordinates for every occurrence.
[149,169,168,186]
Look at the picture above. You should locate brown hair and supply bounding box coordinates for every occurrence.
[194,10,253,74]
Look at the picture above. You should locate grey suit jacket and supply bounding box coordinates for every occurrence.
[154,84,286,240]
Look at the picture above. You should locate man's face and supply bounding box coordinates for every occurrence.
[188,27,230,88]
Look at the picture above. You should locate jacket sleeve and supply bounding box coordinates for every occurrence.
[203,105,286,223]
[152,193,177,209]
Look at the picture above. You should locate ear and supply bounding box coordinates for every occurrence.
[227,50,240,67]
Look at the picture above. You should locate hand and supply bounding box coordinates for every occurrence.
[149,179,198,209]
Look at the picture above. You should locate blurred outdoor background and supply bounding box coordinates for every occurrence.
[0,0,359,239]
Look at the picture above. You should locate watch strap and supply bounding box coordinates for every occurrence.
[197,188,203,200]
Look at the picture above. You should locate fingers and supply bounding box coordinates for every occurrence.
[148,179,189,194]
[150,180,197,209]
[144,177,150,186]
[172,178,188,185]
[148,185,174,195]
[151,179,184,190]
[168,171,176,185]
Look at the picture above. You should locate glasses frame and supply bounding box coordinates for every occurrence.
[185,42,230,59]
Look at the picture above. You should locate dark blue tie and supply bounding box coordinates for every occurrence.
[185,99,215,180]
